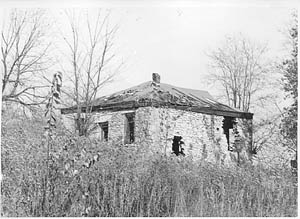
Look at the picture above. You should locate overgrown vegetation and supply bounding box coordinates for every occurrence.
[280,13,298,153]
[1,114,297,217]
[0,8,298,218]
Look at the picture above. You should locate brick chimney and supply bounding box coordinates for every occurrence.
[152,73,160,85]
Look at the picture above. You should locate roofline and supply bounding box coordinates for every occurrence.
[61,100,253,119]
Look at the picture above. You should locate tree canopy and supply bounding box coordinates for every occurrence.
[280,13,298,152]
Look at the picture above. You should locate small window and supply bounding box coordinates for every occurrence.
[172,136,185,156]
[291,159,297,169]
[222,116,236,151]
[75,117,85,136]
[99,122,109,141]
[124,113,135,144]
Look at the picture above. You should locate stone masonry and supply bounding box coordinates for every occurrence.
[62,106,252,165]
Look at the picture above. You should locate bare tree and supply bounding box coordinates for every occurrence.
[59,10,122,136]
[206,35,283,164]
[207,35,270,112]
[1,9,51,107]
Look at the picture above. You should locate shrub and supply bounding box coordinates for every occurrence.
[1,115,297,216]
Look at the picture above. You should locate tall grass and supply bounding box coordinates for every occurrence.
[1,116,297,217]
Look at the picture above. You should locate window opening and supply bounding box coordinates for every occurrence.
[172,136,185,156]
[291,159,297,175]
[125,113,135,144]
[222,116,236,151]
[75,117,85,136]
[99,122,109,141]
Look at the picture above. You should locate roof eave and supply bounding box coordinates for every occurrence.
[61,100,253,119]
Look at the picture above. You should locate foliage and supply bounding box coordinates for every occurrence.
[40,71,63,214]
[45,72,63,129]
[1,115,297,217]
[1,113,48,216]
[280,13,298,152]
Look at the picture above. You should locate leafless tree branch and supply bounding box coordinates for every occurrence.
[59,9,122,136]
[1,9,52,107]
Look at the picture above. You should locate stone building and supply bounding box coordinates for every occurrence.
[61,73,254,165]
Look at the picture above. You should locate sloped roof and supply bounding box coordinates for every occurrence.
[61,81,253,119]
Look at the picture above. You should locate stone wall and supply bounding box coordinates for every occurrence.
[146,107,230,165]
[61,113,76,131]
[150,107,253,165]
[61,106,253,165]
[61,110,135,143]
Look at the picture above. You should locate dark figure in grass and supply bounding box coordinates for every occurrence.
[172,136,185,156]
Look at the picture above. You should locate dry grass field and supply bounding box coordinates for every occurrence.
[1,115,297,217]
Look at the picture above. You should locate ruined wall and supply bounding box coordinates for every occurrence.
[144,108,229,165]
[61,110,135,143]
[61,106,253,165]
[61,113,76,131]
[233,118,253,164]
[139,107,253,165]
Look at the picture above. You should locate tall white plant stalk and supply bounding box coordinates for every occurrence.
[42,71,62,215]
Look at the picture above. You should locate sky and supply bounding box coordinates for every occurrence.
[85,4,295,108]
[107,6,293,94]
[0,0,297,107]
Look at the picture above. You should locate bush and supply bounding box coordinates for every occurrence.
[1,115,297,216]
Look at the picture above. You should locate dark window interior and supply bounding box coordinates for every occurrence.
[222,116,236,151]
[99,122,109,141]
[172,136,185,156]
[291,159,297,169]
[125,113,135,144]
[75,117,85,136]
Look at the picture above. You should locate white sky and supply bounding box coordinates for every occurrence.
[0,0,298,108]
[108,6,293,92]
